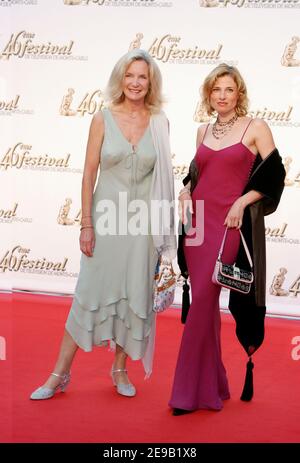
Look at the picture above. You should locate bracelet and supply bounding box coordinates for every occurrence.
[81,216,93,226]
[80,225,94,231]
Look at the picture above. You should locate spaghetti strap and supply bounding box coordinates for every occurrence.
[201,124,210,144]
[241,118,254,142]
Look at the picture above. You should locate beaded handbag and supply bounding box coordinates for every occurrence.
[212,228,254,294]
[153,256,176,313]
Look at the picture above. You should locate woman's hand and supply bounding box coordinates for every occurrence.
[80,227,95,257]
[178,190,193,225]
[224,197,245,229]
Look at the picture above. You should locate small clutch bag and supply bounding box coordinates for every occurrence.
[212,227,254,294]
[153,256,176,313]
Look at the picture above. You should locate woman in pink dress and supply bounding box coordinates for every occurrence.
[169,64,285,415]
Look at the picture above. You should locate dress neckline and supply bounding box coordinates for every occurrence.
[107,108,150,149]
[201,141,256,157]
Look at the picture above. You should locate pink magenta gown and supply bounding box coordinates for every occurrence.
[169,123,255,411]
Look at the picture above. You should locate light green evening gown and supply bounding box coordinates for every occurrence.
[66,108,158,367]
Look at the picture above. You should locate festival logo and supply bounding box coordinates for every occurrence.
[57,198,81,226]
[281,156,300,188]
[281,37,300,67]
[199,0,219,6]
[265,223,288,238]
[129,33,224,64]
[60,88,105,117]
[199,0,300,8]
[0,95,19,113]
[269,268,300,298]
[0,95,34,117]
[194,103,295,126]
[0,204,18,222]
[64,0,173,7]
[248,106,293,122]
[172,154,189,180]
[0,203,33,224]
[283,157,299,187]
[194,100,212,123]
[0,143,82,174]
[0,31,87,62]
[289,275,300,297]
[0,0,38,6]
[0,245,68,275]
[64,0,83,4]
[266,222,300,244]
[129,33,144,51]
[248,106,300,128]
[194,102,297,125]
[269,267,289,296]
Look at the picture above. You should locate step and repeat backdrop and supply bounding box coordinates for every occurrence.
[0,0,300,317]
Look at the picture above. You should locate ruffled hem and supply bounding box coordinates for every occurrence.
[65,295,154,362]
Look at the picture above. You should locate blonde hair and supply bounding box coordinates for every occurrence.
[105,49,163,113]
[201,63,249,117]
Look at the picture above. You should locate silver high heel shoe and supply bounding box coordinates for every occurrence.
[30,372,71,400]
[111,367,136,397]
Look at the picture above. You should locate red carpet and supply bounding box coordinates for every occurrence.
[1,292,300,443]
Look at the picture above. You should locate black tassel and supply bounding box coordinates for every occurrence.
[240,357,254,402]
[181,280,190,324]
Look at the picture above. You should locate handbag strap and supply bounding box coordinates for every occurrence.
[217,227,253,269]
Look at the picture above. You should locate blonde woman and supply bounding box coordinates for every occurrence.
[30,49,176,400]
[170,64,285,415]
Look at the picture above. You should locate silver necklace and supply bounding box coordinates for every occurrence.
[212,113,238,140]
